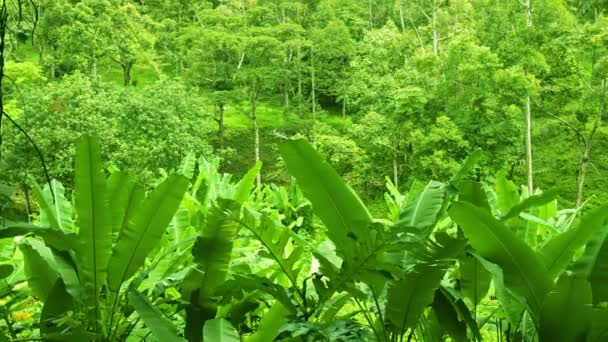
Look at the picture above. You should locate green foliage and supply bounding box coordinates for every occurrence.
[2,1,608,340]
[2,74,212,184]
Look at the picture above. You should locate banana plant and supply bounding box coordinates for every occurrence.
[278,139,483,342]
[167,154,261,342]
[0,136,189,341]
[450,185,608,341]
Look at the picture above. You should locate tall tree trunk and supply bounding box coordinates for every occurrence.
[368,0,374,29]
[576,78,605,207]
[0,1,5,161]
[251,82,261,188]
[284,81,289,108]
[297,46,303,118]
[122,61,132,87]
[311,47,316,141]
[38,41,44,65]
[393,147,399,189]
[525,95,533,193]
[91,56,97,78]
[525,0,532,27]
[342,95,346,124]
[252,101,261,188]
[432,0,438,56]
[216,103,225,151]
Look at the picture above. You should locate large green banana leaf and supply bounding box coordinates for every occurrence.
[279,139,390,291]
[396,180,446,230]
[107,174,188,292]
[458,252,492,305]
[385,234,466,336]
[18,238,59,301]
[500,190,558,221]
[539,274,592,342]
[456,180,491,211]
[232,160,262,204]
[494,172,520,215]
[241,207,305,298]
[449,149,483,185]
[0,223,77,251]
[74,136,112,314]
[30,178,73,231]
[182,199,242,342]
[541,205,608,279]
[106,171,142,238]
[203,319,240,342]
[179,151,197,180]
[278,139,372,251]
[128,289,187,342]
[246,301,289,342]
[449,202,551,318]
[432,289,466,342]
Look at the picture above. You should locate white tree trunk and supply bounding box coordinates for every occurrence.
[433,0,438,56]
[252,98,261,188]
[393,148,399,189]
[311,47,316,141]
[525,95,533,193]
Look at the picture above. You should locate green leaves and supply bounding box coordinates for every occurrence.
[129,289,187,342]
[449,202,552,317]
[501,190,559,221]
[458,253,492,305]
[385,235,466,335]
[233,161,262,204]
[539,274,592,342]
[8,136,192,340]
[107,174,189,292]
[278,139,372,246]
[182,199,242,342]
[106,171,142,238]
[203,319,240,342]
[74,136,112,305]
[541,205,608,279]
[397,181,446,230]
[30,179,73,231]
[18,239,59,301]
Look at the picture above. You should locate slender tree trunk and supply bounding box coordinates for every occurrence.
[216,103,225,151]
[393,147,399,189]
[91,56,97,78]
[122,61,132,86]
[525,0,532,27]
[576,79,605,207]
[284,81,289,108]
[524,0,534,194]
[311,47,316,139]
[38,41,44,65]
[251,82,261,187]
[525,95,534,193]
[342,95,346,124]
[432,0,439,56]
[0,1,7,161]
[297,46,303,118]
[368,0,374,29]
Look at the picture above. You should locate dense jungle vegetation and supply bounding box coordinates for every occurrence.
[0,0,608,341]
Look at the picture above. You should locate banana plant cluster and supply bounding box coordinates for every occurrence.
[0,136,189,341]
[1,137,608,342]
[277,139,608,342]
